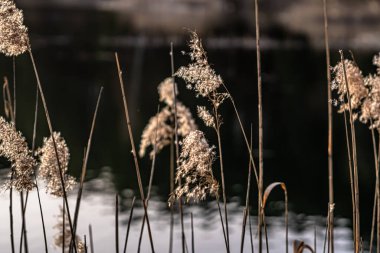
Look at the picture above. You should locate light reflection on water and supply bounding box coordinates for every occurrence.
[0,169,352,253]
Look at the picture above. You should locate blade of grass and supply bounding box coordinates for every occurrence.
[262,182,288,253]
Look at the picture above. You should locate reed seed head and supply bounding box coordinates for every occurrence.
[360,74,380,130]
[176,31,223,98]
[53,206,85,253]
[0,0,30,56]
[139,78,197,158]
[331,59,368,115]
[169,130,219,205]
[197,106,215,128]
[0,117,36,191]
[36,132,76,197]
[158,77,177,106]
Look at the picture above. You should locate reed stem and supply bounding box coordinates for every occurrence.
[123,197,136,253]
[323,0,334,251]
[254,0,264,250]
[28,49,77,253]
[115,52,155,252]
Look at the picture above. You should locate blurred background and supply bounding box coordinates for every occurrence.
[1,0,380,251]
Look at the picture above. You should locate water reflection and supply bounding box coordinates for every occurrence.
[0,168,352,252]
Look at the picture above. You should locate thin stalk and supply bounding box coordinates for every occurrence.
[115,52,155,252]
[191,213,194,253]
[169,141,174,253]
[169,140,175,253]
[369,122,379,253]
[63,199,66,253]
[340,51,360,253]
[248,208,254,253]
[19,192,28,253]
[12,56,16,120]
[123,197,136,253]
[89,224,94,253]
[28,50,77,253]
[262,211,269,253]
[170,42,186,253]
[212,103,230,253]
[115,195,119,253]
[9,171,15,253]
[342,110,356,245]
[241,124,254,253]
[254,0,264,251]
[370,188,377,253]
[314,225,317,253]
[323,0,334,251]
[217,197,229,250]
[70,87,103,253]
[31,87,48,253]
[137,106,159,253]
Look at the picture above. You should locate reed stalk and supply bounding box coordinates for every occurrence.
[89,224,94,253]
[28,49,77,253]
[340,51,360,253]
[240,125,253,253]
[254,0,264,251]
[69,87,103,253]
[191,213,195,253]
[115,194,119,253]
[123,197,136,253]
[115,52,155,252]
[170,42,186,253]
[137,106,159,253]
[322,0,334,251]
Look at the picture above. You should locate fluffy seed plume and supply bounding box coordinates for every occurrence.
[36,132,76,197]
[53,206,85,253]
[139,78,197,158]
[331,59,368,116]
[158,77,178,106]
[0,116,36,191]
[176,31,223,98]
[0,0,30,56]
[360,74,380,130]
[169,130,219,205]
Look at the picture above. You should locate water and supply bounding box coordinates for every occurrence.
[0,168,353,253]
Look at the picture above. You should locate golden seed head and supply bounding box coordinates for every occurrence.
[169,130,219,205]
[0,116,36,191]
[0,0,30,56]
[36,132,76,197]
[331,59,368,115]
